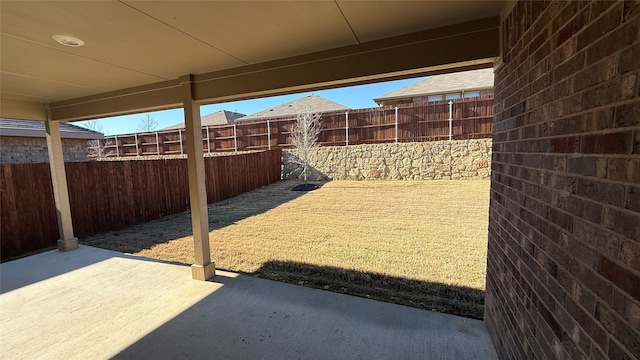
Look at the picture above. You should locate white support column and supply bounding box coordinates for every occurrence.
[205,126,211,153]
[180,75,215,281]
[345,111,349,146]
[394,106,399,143]
[45,118,78,251]
[233,123,238,152]
[448,101,453,141]
[266,119,271,150]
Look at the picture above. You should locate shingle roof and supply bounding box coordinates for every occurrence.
[236,95,349,121]
[161,110,245,130]
[373,68,494,103]
[0,118,104,140]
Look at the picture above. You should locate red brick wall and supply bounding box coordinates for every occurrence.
[485,1,639,359]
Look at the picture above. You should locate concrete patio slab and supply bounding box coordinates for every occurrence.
[0,246,497,359]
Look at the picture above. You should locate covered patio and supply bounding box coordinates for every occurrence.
[0,246,497,359]
[2,2,505,358]
[1,0,502,281]
[4,1,636,359]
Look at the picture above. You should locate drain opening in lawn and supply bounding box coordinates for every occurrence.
[291,183,320,191]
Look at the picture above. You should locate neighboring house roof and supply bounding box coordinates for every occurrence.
[373,68,494,104]
[0,118,104,140]
[161,110,245,130]
[236,95,350,121]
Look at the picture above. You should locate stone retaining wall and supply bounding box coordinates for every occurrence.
[283,139,491,181]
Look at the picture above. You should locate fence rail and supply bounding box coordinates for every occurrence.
[0,149,282,259]
[92,96,493,158]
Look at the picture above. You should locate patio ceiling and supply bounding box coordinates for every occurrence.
[1,1,507,122]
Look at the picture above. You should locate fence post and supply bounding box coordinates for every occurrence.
[394,106,398,143]
[155,131,160,155]
[345,111,349,146]
[267,119,271,150]
[448,101,453,141]
[206,126,211,153]
[233,123,238,152]
[179,129,184,154]
[134,133,139,156]
[115,135,119,158]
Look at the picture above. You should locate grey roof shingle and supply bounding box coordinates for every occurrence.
[0,118,104,140]
[236,95,349,121]
[161,110,245,130]
[374,69,494,103]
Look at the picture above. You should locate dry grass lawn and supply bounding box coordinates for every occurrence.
[82,180,490,319]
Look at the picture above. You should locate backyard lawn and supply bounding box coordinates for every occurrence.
[81,180,490,319]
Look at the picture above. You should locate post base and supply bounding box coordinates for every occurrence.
[191,263,216,281]
[57,237,79,251]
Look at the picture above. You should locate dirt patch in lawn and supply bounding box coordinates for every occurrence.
[81,180,490,319]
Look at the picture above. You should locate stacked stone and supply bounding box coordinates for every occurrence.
[283,139,492,181]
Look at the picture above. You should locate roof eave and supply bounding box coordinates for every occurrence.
[0,128,104,140]
[373,85,494,103]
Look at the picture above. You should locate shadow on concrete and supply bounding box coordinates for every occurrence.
[112,265,495,360]
[79,180,325,254]
[241,260,485,320]
[1,246,495,358]
[0,245,171,294]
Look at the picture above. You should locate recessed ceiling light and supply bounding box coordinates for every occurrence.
[51,35,85,47]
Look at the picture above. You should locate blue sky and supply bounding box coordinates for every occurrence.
[78,76,426,135]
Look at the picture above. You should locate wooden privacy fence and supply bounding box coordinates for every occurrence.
[94,96,493,158]
[0,149,282,259]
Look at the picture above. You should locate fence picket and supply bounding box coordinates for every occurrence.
[0,149,282,259]
[94,96,493,158]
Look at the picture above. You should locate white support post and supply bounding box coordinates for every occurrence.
[266,119,271,150]
[448,100,453,141]
[179,129,184,154]
[115,135,119,158]
[155,131,160,155]
[45,118,78,251]
[394,106,399,143]
[345,111,349,146]
[134,133,139,156]
[206,126,211,153]
[233,123,238,152]
[180,74,215,281]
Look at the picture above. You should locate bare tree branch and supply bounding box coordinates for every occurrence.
[137,114,158,132]
[290,107,322,185]
[79,119,105,134]
[87,138,115,160]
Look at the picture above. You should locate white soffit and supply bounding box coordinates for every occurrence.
[0,1,506,121]
[123,1,357,64]
[337,1,508,42]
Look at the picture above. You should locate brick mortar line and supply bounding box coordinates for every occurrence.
[608,331,640,360]
[490,169,638,242]
[491,158,640,190]
[491,159,640,191]
[491,152,640,162]
[484,252,530,357]
[491,107,640,131]
[488,226,572,358]
[489,124,639,139]
[497,49,638,109]
[488,201,623,356]
[503,95,640,120]
[490,130,640,141]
